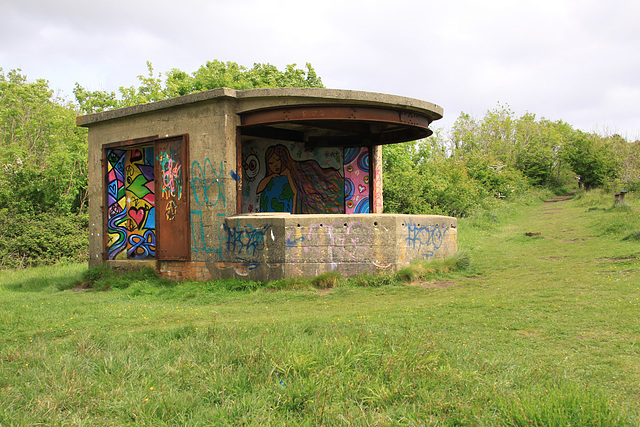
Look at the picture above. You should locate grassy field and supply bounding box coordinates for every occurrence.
[1,189,639,426]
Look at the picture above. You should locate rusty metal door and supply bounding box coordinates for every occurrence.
[155,135,190,260]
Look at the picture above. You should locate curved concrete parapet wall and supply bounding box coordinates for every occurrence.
[211,213,457,281]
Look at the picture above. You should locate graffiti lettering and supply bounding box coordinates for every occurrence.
[190,211,226,260]
[235,257,260,272]
[156,142,184,222]
[224,221,271,257]
[165,200,178,221]
[157,152,183,199]
[405,220,449,257]
[191,158,225,207]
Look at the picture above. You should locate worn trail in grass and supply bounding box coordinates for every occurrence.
[467,193,638,383]
[1,191,639,425]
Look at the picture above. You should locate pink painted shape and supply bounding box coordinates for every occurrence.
[344,147,369,214]
[129,208,144,229]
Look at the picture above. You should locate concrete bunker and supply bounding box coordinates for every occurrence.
[78,88,457,281]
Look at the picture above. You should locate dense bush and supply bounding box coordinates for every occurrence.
[383,141,531,217]
[383,104,640,217]
[0,210,88,269]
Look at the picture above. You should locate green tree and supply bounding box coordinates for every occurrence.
[449,105,578,187]
[73,84,118,115]
[382,135,494,217]
[0,68,88,215]
[449,112,479,156]
[75,61,324,113]
[561,131,620,189]
[513,115,571,186]
[606,134,640,190]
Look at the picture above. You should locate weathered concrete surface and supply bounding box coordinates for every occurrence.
[77,87,443,127]
[84,96,239,267]
[212,213,457,281]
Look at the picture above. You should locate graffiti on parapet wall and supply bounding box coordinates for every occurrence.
[285,221,373,265]
[223,220,272,257]
[191,159,225,207]
[404,220,449,258]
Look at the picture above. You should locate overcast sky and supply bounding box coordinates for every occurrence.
[2,0,639,139]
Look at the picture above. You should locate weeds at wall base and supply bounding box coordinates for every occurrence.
[392,252,472,284]
[311,272,341,289]
[73,265,172,292]
[65,252,471,295]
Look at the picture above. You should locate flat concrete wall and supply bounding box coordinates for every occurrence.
[86,97,239,267]
[210,213,457,281]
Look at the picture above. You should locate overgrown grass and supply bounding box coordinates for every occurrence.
[70,251,470,295]
[0,211,88,269]
[393,251,472,283]
[1,188,639,425]
[0,262,86,292]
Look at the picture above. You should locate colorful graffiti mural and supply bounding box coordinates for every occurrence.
[106,147,156,260]
[371,146,384,214]
[344,147,370,214]
[106,149,128,260]
[242,142,371,215]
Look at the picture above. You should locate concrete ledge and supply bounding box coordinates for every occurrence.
[77,87,443,127]
[105,260,156,272]
[219,213,457,281]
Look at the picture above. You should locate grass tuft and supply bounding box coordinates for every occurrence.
[206,278,262,292]
[311,271,341,289]
[622,230,640,241]
[394,265,419,283]
[265,277,311,291]
[344,273,398,287]
[393,252,472,284]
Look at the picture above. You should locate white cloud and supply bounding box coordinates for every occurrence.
[1,0,639,137]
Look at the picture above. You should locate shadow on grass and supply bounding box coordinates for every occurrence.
[0,263,87,292]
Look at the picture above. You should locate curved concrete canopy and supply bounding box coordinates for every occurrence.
[77,87,444,140]
[240,104,435,147]
[236,88,444,147]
